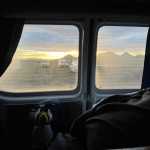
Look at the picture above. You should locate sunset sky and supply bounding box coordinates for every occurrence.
[17,25,79,60]
[15,25,149,60]
[97,26,148,56]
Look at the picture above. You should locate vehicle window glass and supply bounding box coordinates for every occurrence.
[0,25,79,92]
[96,26,148,89]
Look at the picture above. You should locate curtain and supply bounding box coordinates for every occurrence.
[142,27,150,88]
[0,18,24,76]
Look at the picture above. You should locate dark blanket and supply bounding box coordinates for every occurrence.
[70,88,150,149]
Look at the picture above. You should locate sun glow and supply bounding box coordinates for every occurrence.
[14,49,78,60]
[47,52,66,59]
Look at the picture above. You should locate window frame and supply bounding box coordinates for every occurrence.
[95,22,149,95]
[0,20,84,97]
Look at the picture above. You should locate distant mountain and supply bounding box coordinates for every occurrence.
[57,55,78,70]
[121,52,133,58]
[61,54,77,61]
[97,52,144,66]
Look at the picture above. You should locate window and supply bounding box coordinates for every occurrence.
[96,26,148,89]
[0,25,79,93]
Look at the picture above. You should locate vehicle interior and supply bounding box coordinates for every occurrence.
[1,1,150,150]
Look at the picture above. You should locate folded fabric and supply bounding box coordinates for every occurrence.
[70,88,150,149]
